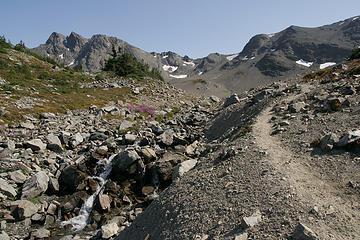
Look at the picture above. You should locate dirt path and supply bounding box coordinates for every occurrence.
[253,102,360,240]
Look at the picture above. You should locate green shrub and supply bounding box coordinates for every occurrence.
[348,48,360,60]
[0,58,8,69]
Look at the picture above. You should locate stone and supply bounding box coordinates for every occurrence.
[0,220,6,230]
[59,131,71,145]
[125,134,137,144]
[320,133,339,152]
[25,139,46,152]
[4,140,15,150]
[58,166,87,194]
[328,98,342,111]
[223,94,240,107]
[96,145,108,155]
[292,223,318,240]
[9,170,27,184]
[31,228,50,239]
[69,133,84,148]
[90,132,108,141]
[289,101,306,113]
[119,120,134,131]
[336,130,360,147]
[141,147,156,162]
[173,159,197,180]
[241,210,262,229]
[47,203,57,215]
[48,177,59,193]
[112,150,141,173]
[0,178,17,198]
[210,95,221,103]
[44,215,55,226]
[46,134,63,153]
[40,112,56,119]
[235,233,248,240]
[11,200,38,220]
[141,186,155,196]
[31,213,45,222]
[185,141,199,156]
[0,231,10,240]
[20,121,35,129]
[160,129,174,146]
[21,171,49,199]
[98,194,111,212]
[101,222,119,239]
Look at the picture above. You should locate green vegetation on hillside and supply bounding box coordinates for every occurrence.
[348,48,360,61]
[0,37,133,124]
[103,46,163,81]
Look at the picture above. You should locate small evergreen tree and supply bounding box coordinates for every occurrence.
[103,45,163,81]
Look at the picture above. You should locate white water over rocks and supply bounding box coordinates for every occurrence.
[61,154,117,232]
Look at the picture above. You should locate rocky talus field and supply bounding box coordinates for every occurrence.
[1,43,360,240]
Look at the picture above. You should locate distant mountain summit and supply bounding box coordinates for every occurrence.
[32,16,360,96]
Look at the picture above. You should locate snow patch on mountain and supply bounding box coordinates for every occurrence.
[296,59,313,67]
[183,61,195,67]
[352,17,359,21]
[198,72,203,75]
[242,56,249,61]
[68,59,75,66]
[59,54,64,59]
[226,54,238,61]
[320,62,336,69]
[163,65,178,73]
[268,34,275,38]
[170,74,187,79]
[162,55,168,59]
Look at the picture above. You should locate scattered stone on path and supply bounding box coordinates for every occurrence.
[0,178,17,198]
[292,223,318,240]
[241,210,262,229]
[101,222,119,239]
[173,159,197,180]
[21,171,49,199]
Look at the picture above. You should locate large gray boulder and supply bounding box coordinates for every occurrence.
[159,129,174,146]
[11,200,38,220]
[111,150,143,176]
[25,139,46,152]
[0,178,17,198]
[101,222,119,239]
[21,171,49,199]
[173,159,197,180]
[46,134,63,153]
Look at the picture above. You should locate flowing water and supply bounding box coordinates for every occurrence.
[61,154,117,232]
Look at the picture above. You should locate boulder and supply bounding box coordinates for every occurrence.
[173,159,197,180]
[21,171,49,199]
[46,134,63,153]
[292,223,318,240]
[160,129,174,146]
[112,150,141,173]
[289,101,306,113]
[210,95,221,103]
[97,194,111,212]
[235,233,248,240]
[320,133,339,152]
[0,178,17,198]
[241,210,262,229]
[125,134,137,144]
[58,166,87,194]
[11,200,38,220]
[141,147,156,162]
[336,130,360,147]
[119,120,134,131]
[8,170,27,184]
[223,94,240,108]
[0,231,9,240]
[101,222,119,239]
[69,133,84,148]
[30,228,50,239]
[25,139,46,152]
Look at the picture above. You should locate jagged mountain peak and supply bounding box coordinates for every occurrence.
[46,32,66,45]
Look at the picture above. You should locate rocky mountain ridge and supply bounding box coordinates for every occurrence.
[32,16,360,97]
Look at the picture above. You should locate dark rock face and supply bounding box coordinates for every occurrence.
[58,166,87,195]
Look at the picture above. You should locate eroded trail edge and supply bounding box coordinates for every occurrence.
[253,102,360,240]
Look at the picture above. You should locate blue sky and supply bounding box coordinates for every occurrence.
[1,0,359,58]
